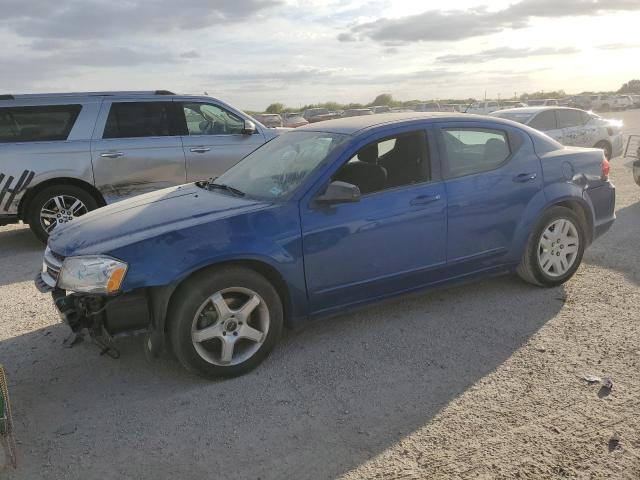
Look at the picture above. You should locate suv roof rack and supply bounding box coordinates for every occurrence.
[1,90,176,99]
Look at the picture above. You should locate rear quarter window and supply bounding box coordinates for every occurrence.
[0,105,82,143]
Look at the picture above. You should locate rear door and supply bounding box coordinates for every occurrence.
[178,102,266,182]
[528,110,563,143]
[557,109,588,147]
[91,100,186,202]
[436,121,542,275]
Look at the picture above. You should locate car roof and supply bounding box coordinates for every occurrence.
[297,112,497,135]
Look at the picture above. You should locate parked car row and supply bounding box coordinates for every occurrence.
[253,112,309,128]
[568,94,640,112]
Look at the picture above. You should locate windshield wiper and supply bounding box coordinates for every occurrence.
[207,182,246,197]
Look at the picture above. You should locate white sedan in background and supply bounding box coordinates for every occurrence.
[492,107,623,159]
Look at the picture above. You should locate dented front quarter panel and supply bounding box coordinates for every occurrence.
[47,183,310,319]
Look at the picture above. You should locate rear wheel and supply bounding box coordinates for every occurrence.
[594,140,612,160]
[26,185,98,243]
[169,266,283,378]
[517,206,585,288]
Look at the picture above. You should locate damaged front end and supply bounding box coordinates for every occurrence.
[35,247,153,353]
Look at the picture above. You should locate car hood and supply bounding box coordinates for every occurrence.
[48,183,271,256]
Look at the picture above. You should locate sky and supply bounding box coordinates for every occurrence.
[1,0,640,111]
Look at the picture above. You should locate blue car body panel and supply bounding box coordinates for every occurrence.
[48,113,615,329]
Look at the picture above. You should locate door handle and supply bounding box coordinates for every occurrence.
[410,194,441,206]
[190,147,211,153]
[513,172,537,183]
[100,152,125,158]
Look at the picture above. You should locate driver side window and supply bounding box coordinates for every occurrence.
[182,103,245,136]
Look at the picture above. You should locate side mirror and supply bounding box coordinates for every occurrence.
[243,119,256,135]
[316,181,361,204]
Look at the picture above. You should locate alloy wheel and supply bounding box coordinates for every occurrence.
[40,195,88,233]
[537,218,580,277]
[191,287,269,366]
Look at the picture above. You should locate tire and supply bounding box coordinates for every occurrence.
[26,184,99,243]
[594,140,612,160]
[516,206,585,288]
[169,266,283,378]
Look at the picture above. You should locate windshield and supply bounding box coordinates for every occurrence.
[528,100,545,106]
[492,111,535,124]
[215,131,348,200]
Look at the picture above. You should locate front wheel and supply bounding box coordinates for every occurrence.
[26,185,98,243]
[169,266,283,378]
[517,206,585,288]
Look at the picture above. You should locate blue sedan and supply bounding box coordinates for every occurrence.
[37,113,616,377]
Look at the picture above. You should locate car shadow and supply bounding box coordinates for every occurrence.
[583,200,640,286]
[1,275,564,479]
[0,226,44,287]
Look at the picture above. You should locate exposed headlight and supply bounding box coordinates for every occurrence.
[57,256,128,294]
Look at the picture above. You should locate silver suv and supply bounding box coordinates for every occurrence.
[0,90,281,242]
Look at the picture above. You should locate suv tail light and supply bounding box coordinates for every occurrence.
[601,153,610,181]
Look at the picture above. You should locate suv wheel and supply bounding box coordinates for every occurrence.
[27,185,98,243]
[169,266,283,378]
[517,206,585,288]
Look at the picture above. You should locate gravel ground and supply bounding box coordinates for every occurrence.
[0,111,639,479]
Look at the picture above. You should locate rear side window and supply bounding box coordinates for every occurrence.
[0,105,81,143]
[556,110,583,128]
[442,128,510,178]
[103,102,180,139]
[529,110,557,131]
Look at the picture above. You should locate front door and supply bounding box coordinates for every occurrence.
[91,100,186,202]
[179,102,266,182]
[436,122,543,275]
[301,129,447,314]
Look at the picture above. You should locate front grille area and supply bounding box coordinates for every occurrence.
[41,247,65,288]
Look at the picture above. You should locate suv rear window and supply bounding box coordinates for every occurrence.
[103,102,180,139]
[0,105,81,143]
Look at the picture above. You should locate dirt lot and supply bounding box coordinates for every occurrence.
[0,111,639,479]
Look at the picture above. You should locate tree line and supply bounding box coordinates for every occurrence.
[259,80,640,114]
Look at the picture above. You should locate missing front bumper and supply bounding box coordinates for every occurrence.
[35,273,152,337]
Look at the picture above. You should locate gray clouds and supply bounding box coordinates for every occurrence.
[1,0,282,40]
[340,0,640,43]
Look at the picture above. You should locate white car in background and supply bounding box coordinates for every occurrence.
[465,100,500,114]
[612,95,634,110]
[492,106,623,159]
[525,98,559,107]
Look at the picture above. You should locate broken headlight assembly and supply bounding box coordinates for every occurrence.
[57,256,128,294]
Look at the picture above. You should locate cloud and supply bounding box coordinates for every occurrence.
[341,0,640,43]
[0,0,283,40]
[437,46,579,64]
[337,32,357,42]
[180,50,201,59]
[597,43,639,50]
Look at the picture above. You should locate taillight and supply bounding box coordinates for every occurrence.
[601,154,610,181]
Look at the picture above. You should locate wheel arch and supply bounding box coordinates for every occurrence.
[510,190,595,264]
[550,198,594,245]
[158,258,294,341]
[18,177,106,221]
